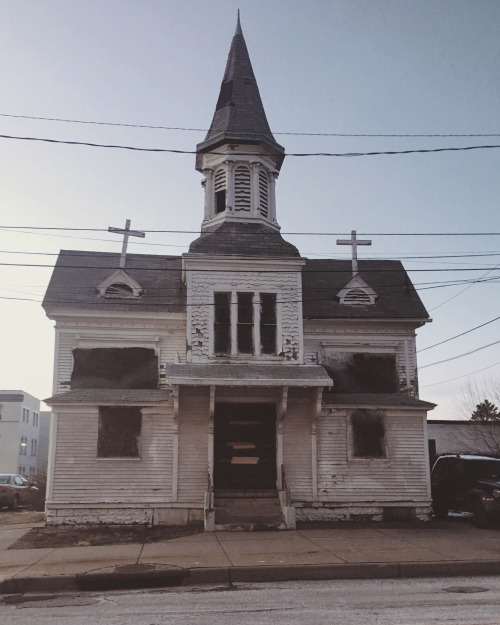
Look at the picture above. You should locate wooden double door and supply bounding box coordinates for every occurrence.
[214,403,277,491]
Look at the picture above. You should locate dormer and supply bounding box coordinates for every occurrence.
[195,13,284,232]
[337,274,378,307]
[97,268,143,299]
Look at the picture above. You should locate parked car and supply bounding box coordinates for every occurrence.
[0,474,39,511]
[431,454,500,527]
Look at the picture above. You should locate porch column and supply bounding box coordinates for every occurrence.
[208,385,216,489]
[276,386,288,489]
[171,386,179,501]
[311,387,323,501]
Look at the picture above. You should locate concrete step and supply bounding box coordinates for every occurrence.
[214,496,284,528]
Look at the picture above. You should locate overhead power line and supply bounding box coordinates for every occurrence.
[2,112,500,138]
[418,314,500,353]
[1,132,500,158]
[419,338,500,369]
[1,225,500,237]
[420,360,500,388]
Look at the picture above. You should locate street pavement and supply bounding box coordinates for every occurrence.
[1,519,500,593]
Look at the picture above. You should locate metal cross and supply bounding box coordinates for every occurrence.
[108,219,146,268]
[336,230,372,276]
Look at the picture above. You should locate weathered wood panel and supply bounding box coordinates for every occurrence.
[50,407,175,504]
[284,390,315,501]
[317,412,429,502]
[177,387,209,503]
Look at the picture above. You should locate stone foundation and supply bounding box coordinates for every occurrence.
[45,504,203,526]
[295,503,431,523]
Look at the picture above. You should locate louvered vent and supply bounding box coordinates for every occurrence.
[214,168,226,193]
[234,166,251,212]
[259,170,269,217]
[342,289,372,306]
[214,168,226,214]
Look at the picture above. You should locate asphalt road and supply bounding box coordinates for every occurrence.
[2,576,500,625]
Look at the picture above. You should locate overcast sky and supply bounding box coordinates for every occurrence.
[1,0,499,419]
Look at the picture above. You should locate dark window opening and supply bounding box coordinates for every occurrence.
[351,409,386,458]
[214,292,231,354]
[97,406,141,458]
[260,293,277,354]
[105,283,135,297]
[237,292,254,354]
[324,353,398,394]
[71,348,158,389]
[215,189,226,214]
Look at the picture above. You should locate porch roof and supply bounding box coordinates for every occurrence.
[322,392,436,410]
[45,389,171,406]
[164,363,332,387]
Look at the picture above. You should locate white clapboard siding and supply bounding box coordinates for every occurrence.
[317,413,428,502]
[177,388,209,503]
[51,408,175,504]
[284,391,315,501]
[54,320,187,394]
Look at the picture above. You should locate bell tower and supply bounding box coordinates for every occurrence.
[196,13,285,232]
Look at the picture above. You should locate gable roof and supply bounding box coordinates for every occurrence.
[302,259,429,320]
[188,221,301,257]
[195,17,284,170]
[42,250,185,313]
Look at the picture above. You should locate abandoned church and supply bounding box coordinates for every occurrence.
[43,17,435,528]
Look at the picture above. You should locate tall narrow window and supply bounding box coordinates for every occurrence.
[351,409,386,458]
[214,169,226,214]
[260,293,277,354]
[214,292,231,354]
[259,170,269,217]
[97,406,141,458]
[237,292,254,354]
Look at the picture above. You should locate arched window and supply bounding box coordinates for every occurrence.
[259,170,269,217]
[214,168,226,214]
[234,166,251,212]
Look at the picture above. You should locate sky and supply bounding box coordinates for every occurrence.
[1,0,499,419]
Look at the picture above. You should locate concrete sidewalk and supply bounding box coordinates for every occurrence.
[1,520,500,593]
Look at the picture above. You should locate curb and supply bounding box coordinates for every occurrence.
[2,559,500,594]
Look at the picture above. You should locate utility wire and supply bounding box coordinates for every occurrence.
[420,360,500,388]
[419,339,500,369]
[1,225,500,236]
[418,315,500,353]
[1,132,500,158]
[2,112,500,138]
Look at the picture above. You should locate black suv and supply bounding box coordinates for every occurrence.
[431,455,500,527]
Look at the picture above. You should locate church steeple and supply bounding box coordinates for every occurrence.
[196,14,285,232]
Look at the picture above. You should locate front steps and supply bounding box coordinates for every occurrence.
[214,490,288,530]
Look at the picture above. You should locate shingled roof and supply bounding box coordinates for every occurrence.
[195,15,285,170]
[188,221,301,257]
[42,250,185,313]
[302,259,429,320]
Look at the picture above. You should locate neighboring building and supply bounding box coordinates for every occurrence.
[43,17,434,528]
[428,420,500,464]
[0,391,41,478]
[37,411,52,474]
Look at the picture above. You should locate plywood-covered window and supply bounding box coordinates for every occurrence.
[351,409,386,458]
[324,353,397,394]
[97,406,141,458]
[260,293,277,355]
[214,292,231,354]
[237,292,254,354]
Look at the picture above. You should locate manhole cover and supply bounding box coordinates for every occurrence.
[443,586,490,594]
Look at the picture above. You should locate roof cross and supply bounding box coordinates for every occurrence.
[108,219,145,268]
[336,230,372,276]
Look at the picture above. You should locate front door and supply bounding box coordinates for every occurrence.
[214,403,276,491]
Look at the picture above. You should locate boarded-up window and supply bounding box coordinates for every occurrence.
[351,409,386,458]
[214,292,231,354]
[237,292,254,354]
[324,353,397,394]
[71,348,158,389]
[260,293,276,354]
[97,406,141,458]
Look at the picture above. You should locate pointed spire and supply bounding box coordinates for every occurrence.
[196,15,285,171]
[235,9,242,36]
